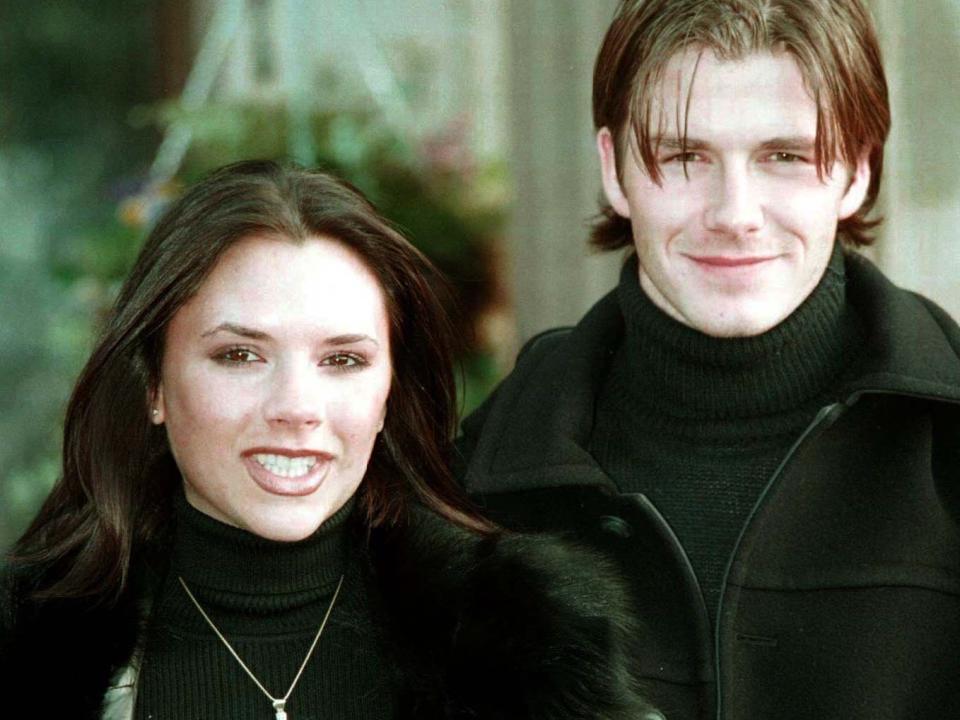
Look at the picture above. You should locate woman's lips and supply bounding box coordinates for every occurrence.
[241,451,332,496]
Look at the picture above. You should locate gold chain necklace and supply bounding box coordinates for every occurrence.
[178,573,344,720]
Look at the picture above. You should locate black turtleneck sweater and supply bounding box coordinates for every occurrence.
[589,247,865,624]
[135,492,396,719]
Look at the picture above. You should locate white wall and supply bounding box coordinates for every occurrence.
[871,0,960,319]
[502,0,622,345]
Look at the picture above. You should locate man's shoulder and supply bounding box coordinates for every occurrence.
[516,325,574,363]
[467,289,622,417]
[482,325,577,409]
[455,325,575,478]
[845,252,960,397]
[909,291,960,355]
[457,290,622,473]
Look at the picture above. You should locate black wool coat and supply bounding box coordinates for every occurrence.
[0,509,656,719]
[457,252,960,720]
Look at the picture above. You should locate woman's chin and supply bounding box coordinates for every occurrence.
[242,512,328,542]
[240,493,358,542]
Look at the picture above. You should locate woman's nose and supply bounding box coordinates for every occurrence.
[263,363,323,429]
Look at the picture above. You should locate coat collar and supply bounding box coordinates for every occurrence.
[464,252,960,495]
[462,286,622,495]
[839,252,960,400]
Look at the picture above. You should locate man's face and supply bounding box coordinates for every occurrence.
[597,49,870,337]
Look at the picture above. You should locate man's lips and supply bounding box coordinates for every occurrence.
[685,254,779,268]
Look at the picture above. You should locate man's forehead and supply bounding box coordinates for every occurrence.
[645,48,819,144]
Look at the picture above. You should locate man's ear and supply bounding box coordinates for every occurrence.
[149,384,166,425]
[597,127,632,219]
[838,151,872,220]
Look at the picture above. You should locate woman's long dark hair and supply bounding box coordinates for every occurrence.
[13,160,491,603]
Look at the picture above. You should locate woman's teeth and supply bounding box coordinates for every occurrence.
[252,454,318,478]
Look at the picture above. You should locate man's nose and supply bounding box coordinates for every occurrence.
[703,165,765,237]
[264,363,323,429]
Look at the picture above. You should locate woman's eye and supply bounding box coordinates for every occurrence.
[322,352,365,370]
[215,347,262,364]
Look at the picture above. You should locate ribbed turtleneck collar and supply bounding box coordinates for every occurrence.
[615,243,864,423]
[170,490,352,595]
[153,490,356,633]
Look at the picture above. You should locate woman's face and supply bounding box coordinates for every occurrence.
[152,234,392,541]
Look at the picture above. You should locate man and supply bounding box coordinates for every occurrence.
[457,1,960,718]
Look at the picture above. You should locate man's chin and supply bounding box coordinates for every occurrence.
[683,302,794,338]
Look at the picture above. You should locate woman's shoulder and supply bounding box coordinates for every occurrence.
[0,558,32,636]
[0,561,16,639]
[371,506,656,719]
[0,559,41,690]
[0,554,151,717]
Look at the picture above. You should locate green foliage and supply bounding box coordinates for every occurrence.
[138,98,508,385]
[0,0,158,548]
[0,148,111,549]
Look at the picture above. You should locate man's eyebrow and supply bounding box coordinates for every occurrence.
[651,136,817,152]
[654,136,710,151]
[201,322,271,340]
[759,136,817,152]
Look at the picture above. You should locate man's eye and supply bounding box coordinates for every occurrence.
[769,152,807,163]
[215,347,262,364]
[663,152,703,163]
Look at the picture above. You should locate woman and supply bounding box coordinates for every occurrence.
[0,161,653,719]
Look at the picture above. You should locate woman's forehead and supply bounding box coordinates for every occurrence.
[171,234,390,343]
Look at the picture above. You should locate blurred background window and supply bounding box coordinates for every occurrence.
[2,0,959,548]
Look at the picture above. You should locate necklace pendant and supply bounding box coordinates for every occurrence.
[273,699,288,720]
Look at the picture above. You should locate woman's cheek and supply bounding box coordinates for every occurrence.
[182,389,244,434]
[329,393,385,440]
[343,369,390,426]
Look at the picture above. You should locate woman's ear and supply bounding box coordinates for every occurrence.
[149,384,165,425]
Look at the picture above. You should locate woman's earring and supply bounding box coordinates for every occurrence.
[151,408,161,423]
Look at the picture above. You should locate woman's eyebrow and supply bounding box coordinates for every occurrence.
[201,322,270,340]
[326,333,380,347]
[200,325,380,347]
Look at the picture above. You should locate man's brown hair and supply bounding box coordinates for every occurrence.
[591,0,890,250]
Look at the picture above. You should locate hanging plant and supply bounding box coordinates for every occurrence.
[108,98,510,412]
